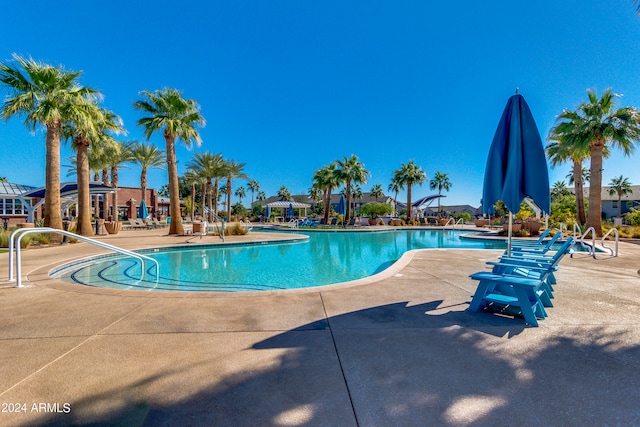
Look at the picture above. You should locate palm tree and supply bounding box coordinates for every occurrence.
[223,160,248,220]
[104,140,133,221]
[551,88,640,235]
[547,121,601,225]
[350,184,363,216]
[0,54,99,229]
[133,88,206,235]
[388,177,401,216]
[277,185,291,201]
[429,171,452,214]
[247,180,260,206]
[183,169,204,220]
[129,141,166,208]
[256,191,266,202]
[370,184,384,202]
[65,105,123,235]
[313,163,342,223]
[186,152,224,222]
[551,180,570,201]
[235,186,246,205]
[608,175,633,218]
[336,154,370,221]
[393,160,427,221]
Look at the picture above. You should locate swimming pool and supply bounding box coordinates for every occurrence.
[51,229,506,292]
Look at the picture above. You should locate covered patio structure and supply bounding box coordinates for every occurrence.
[20,182,118,223]
[265,201,311,221]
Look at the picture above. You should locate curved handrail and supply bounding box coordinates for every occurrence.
[579,227,597,258]
[203,208,225,241]
[573,223,582,238]
[288,218,298,229]
[601,227,619,257]
[443,217,454,228]
[240,219,253,232]
[8,227,159,288]
[452,218,465,229]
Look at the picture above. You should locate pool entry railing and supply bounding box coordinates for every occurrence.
[567,223,619,258]
[7,227,159,288]
[203,208,225,241]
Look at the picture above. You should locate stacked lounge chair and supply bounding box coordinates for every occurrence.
[467,232,575,326]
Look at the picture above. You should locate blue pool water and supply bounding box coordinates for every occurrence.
[51,229,507,292]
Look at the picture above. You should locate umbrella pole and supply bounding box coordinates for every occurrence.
[508,211,513,257]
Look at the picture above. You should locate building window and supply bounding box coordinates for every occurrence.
[0,198,30,215]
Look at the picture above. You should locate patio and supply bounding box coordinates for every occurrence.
[1,227,639,426]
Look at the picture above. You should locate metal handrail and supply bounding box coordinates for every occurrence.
[203,208,225,241]
[288,218,298,228]
[601,227,619,257]
[240,219,253,231]
[443,217,454,228]
[8,227,159,288]
[452,218,465,229]
[573,223,582,238]
[579,227,597,258]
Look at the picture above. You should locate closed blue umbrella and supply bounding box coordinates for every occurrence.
[337,195,346,216]
[482,94,550,256]
[139,200,148,220]
[288,203,294,218]
[265,205,271,219]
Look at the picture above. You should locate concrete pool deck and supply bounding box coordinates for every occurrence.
[1,226,639,426]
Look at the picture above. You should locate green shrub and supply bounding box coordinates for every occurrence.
[360,202,394,219]
[625,208,640,226]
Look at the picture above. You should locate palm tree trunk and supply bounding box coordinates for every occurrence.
[76,141,94,236]
[190,183,196,221]
[213,179,220,217]
[572,160,586,225]
[207,178,213,222]
[111,165,119,221]
[165,134,184,235]
[618,194,622,218]
[140,167,147,211]
[94,172,100,219]
[102,168,109,219]
[345,180,352,221]
[44,123,62,229]
[406,184,413,221]
[324,187,332,223]
[226,180,232,220]
[587,141,604,236]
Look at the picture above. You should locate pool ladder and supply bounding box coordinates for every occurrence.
[7,227,159,288]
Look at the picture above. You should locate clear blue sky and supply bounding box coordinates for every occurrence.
[2,0,640,207]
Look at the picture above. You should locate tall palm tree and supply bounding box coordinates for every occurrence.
[183,169,204,220]
[223,160,248,220]
[277,185,291,201]
[313,163,342,223]
[66,105,123,235]
[336,154,370,221]
[388,177,401,216]
[551,88,640,235]
[186,152,224,222]
[256,191,266,202]
[608,175,633,218]
[547,122,600,225]
[0,54,99,229]
[129,141,166,207]
[393,160,427,221]
[247,179,260,206]
[350,184,363,216]
[133,88,206,235]
[235,186,246,205]
[429,171,452,214]
[370,184,384,202]
[551,180,570,201]
[104,140,133,220]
